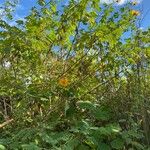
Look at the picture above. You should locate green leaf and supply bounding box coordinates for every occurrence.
[40,133,58,145]
[21,143,40,150]
[127,130,142,138]
[40,97,49,101]
[131,141,145,150]
[0,145,6,150]
[78,120,90,130]
[63,139,80,150]
[98,127,111,136]
[38,0,45,6]
[98,143,111,150]
[111,138,124,149]
[92,107,110,120]
[77,144,90,150]
[107,124,121,134]
[16,20,24,25]
[77,101,95,110]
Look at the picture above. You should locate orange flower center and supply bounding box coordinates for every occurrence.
[131,10,140,16]
[58,78,69,87]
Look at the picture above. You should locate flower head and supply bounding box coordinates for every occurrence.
[58,77,69,87]
[131,10,140,16]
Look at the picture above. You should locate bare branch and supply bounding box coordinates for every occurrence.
[0,119,14,129]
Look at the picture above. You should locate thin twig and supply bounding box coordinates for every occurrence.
[0,119,14,129]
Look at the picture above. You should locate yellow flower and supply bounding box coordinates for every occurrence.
[58,77,69,87]
[131,10,140,16]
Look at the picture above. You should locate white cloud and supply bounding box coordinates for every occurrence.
[16,4,25,11]
[0,9,3,17]
[117,0,127,5]
[100,0,115,4]
[139,27,144,30]
[100,0,142,5]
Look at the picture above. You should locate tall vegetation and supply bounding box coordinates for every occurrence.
[0,0,150,149]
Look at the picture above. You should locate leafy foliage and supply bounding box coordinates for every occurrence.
[0,0,150,149]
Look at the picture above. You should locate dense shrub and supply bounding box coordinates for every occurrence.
[0,0,150,149]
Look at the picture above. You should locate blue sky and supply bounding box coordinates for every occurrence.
[138,0,150,29]
[0,0,150,29]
